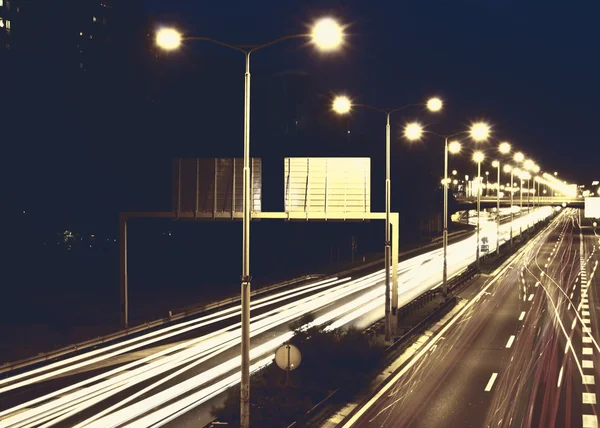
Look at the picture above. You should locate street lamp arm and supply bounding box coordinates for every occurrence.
[185,36,248,54]
[247,33,307,54]
[352,103,421,114]
[185,33,307,54]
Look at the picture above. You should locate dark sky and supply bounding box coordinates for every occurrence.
[144,0,599,185]
[6,0,599,235]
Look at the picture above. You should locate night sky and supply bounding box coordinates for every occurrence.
[6,0,600,232]
[2,0,599,328]
[144,0,599,181]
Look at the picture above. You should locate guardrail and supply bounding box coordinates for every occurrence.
[1,228,473,376]
[0,274,321,375]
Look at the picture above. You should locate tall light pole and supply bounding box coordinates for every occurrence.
[403,122,490,294]
[533,165,541,209]
[504,164,514,247]
[473,151,485,268]
[157,19,345,427]
[493,142,512,255]
[332,96,443,341]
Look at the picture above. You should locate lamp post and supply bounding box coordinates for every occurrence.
[504,164,514,247]
[403,122,490,294]
[332,96,443,341]
[492,161,500,254]
[492,142,511,255]
[157,19,344,427]
[473,151,485,268]
[533,165,541,209]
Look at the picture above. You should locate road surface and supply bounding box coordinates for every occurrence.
[0,207,555,428]
[342,207,599,428]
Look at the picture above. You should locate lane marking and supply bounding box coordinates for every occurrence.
[340,218,565,427]
[528,293,534,301]
[584,336,593,343]
[583,310,590,317]
[583,347,593,355]
[583,360,594,369]
[485,373,498,392]
[519,311,526,321]
[506,335,516,348]
[582,414,598,428]
[583,393,597,404]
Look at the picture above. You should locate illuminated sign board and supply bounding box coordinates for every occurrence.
[284,157,371,213]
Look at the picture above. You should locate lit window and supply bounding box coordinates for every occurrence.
[5,19,9,29]
[79,31,83,36]
[0,1,3,7]
[89,34,92,39]
[93,16,96,22]
[0,19,3,28]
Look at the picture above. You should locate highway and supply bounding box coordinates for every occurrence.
[342,207,599,428]
[0,207,554,428]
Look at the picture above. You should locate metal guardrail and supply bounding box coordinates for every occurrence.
[1,229,473,376]
[286,266,481,427]
[0,274,320,375]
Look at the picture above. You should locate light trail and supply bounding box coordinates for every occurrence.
[0,208,555,428]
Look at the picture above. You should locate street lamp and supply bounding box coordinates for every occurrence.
[523,159,535,213]
[403,121,490,293]
[503,164,515,247]
[157,19,345,427]
[533,164,541,207]
[332,95,442,341]
[491,141,511,255]
[473,151,485,268]
[156,28,182,50]
[514,151,525,163]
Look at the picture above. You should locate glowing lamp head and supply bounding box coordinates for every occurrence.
[404,122,423,141]
[470,122,490,142]
[332,96,351,114]
[498,142,511,154]
[533,165,540,173]
[156,28,182,50]
[426,97,443,112]
[473,151,485,163]
[524,159,534,170]
[448,140,462,154]
[503,164,512,173]
[492,160,499,168]
[514,152,525,163]
[310,17,344,51]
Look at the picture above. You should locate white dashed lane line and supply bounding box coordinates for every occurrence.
[484,373,498,392]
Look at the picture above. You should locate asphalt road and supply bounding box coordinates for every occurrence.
[0,208,555,428]
[343,208,599,428]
